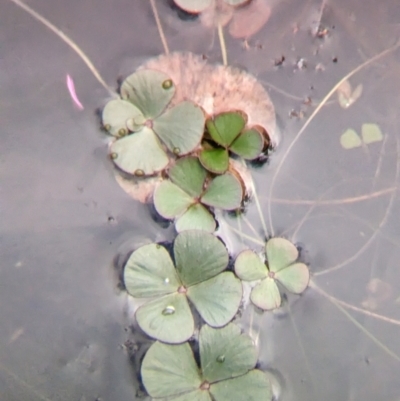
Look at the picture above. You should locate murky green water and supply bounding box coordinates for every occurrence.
[1,0,400,400]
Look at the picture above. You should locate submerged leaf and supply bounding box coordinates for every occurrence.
[199,147,230,174]
[361,123,383,144]
[124,243,180,298]
[154,180,194,219]
[120,69,175,118]
[266,237,299,273]
[210,370,272,401]
[174,230,229,287]
[169,156,207,198]
[250,277,281,310]
[202,173,243,210]
[275,262,310,294]
[187,272,242,327]
[110,127,169,176]
[175,203,216,233]
[141,341,201,398]
[234,250,267,281]
[153,101,205,155]
[136,293,194,343]
[102,99,144,137]
[200,323,257,383]
[340,128,362,149]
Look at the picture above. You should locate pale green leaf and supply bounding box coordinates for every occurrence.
[153,101,205,155]
[141,341,201,398]
[175,204,216,233]
[230,128,264,159]
[234,250,267,281]
[250,278,281,310]
[266,237,299,273]
[200,324,257,383]
[206,112,246,147]
[169,156,207,198]
[361,123,383,145]
[187,272,242,327]
[120,69,175,118]
[164,389,212,401]
[136,293,194,343]
[110,127,169,176]
[124,243,180,298]
[173,0,212,13]
[199,148,229,174]
[340,128,362,149]
[201,173,243,210]
[154,180,194,219]
[102,99,144,137]
[210,370,272,401]
[224,0,249,5]
[174,230,229,287]
[275,262,310,294]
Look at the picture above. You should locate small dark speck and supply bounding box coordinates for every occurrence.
[364,357,370,365]
[332,57,338,63]
[274,55,285,67]
[107,216,116,224]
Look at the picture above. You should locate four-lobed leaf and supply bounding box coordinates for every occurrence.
[154,156,244,232]
[103,69,205,176]
[141,324,272,401]
[123,230,242,343]
[200,112,264,174]
[235,237,310,310]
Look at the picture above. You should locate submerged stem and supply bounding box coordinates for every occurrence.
[217,23,228,66]
[8,0,114,96]
[150,0,170,55]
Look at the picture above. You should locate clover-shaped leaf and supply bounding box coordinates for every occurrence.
[234,238,310,310]
[200,112,264,174]
[154,156,243,232]
[102,70,205,176]
[123,230,242,343]
[141,323,272,401]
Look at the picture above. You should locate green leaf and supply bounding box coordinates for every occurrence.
[102,99,144,137]
[141,341,201,398]
[175,204,216,233]
[199,148,229,174]
[167,390,212,401]
[124,243,180,298]
[174,230,229,287]
[250,278,281,310]
[230,129,264,159]
[153,101,205,155]
[154,180,194,219]
[210,370,272,401]
[173,0,212,13]
[361,123,383,144]
[265,237,299,273]
[110,127,169,176]
[120,69,175,119]
[275,262,310,294]
[224,0,249,5]
[169,157,207,198]
[136,293,194,343]
[206,112,246,147]
[201,173,243,210]
[187,272,242,327]
[234,250,267,281]
[340,128,362,149]
[200,324,257,383]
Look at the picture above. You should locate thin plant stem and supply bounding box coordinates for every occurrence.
[241,214,263,242]
[225,223,264,246]
[8,0,115,96]
[251,179,269,239]
[217,23,228,66]
[149,0,170,55]
[267,41,400,236]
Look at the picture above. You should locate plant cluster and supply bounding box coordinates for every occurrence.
[102,67,310,400]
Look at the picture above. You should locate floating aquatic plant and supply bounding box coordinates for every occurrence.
[200,111,266,174]
[102,69,205,176]
[154,156,244,232]
[234,237,310,310]
[141,323,272,401]
[123,230,242,343]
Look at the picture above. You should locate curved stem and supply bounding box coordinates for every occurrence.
[8,0,115,96]
[149,0,170,55]
[217,23,228,66]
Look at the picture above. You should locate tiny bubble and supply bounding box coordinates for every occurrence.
[164,278,170,284]
[162,79,173,89]
[162,306,175,315]
[216,355,225,363]
[173,147,180,155]
[104,123,111,131]
[118,128,127,137]
[110,152,118,160]
[134,169,144,177]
